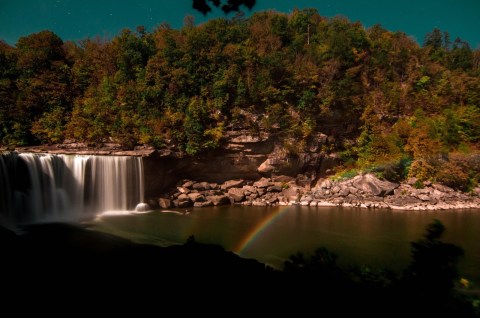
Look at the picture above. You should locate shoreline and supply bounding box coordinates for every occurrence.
[154,174,480,212]
[3,149,479,211]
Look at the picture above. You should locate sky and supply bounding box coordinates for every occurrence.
[0,0,479,48]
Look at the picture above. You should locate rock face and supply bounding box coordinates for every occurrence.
[143,130,338,199]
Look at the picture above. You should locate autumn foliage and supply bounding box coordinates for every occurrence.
[0,10,479,188]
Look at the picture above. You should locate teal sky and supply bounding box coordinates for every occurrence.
[1,0,479,48]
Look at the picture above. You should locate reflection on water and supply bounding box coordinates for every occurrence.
[92,206,480,283]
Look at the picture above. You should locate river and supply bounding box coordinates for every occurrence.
[93,205,480,284]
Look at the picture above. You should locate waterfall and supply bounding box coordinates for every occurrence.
[0,152,145,226]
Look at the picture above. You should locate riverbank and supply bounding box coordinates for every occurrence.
[5,146,479,211]
[153,173,480,211]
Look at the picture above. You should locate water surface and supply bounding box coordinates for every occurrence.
[92,206,480,283]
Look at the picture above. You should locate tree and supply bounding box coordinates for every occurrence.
[423,28,443,49]
[449,37,473,70]
[192,0,256,15]
[405,220,464,298]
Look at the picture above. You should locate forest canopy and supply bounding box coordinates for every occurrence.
[1,9,479,187]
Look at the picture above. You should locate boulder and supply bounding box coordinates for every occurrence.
[432,183,454,193]
[257,188,266,196]
[338,187,350,197]
[206,195,231,206]
[253,178,271,188]
[267,185,282,192]
[331,186,341,194]
[177,194,192,207]
[158,198,172,209]
[319,179,332,189]
[352,174,398,197]
[194,201,213,208]
[188,192,206,202]
[282,186,301,202]
[228,188,246,202]
[177,187,190,194]
[296,175,312,188]
[242,185,257,195]
[257,159,276,174]
[417,194,431,202]
[182,181,194,188]
[252,201,267,207]
[266,197,279,205]
[221,179,245,190]
[192,182,210,191]
[272,175,295,183]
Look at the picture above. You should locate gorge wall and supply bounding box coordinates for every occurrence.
[142,130,339,199]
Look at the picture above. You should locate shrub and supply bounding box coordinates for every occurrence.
[408,159,435,182]
[435,161,470,191]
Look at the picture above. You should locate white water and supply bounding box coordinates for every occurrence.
[0,152,146,226]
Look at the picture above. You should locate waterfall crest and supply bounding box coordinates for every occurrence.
[0,152,145,226]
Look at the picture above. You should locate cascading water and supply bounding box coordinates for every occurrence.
[0,152,146,227]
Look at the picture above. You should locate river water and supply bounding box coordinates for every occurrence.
[93,205,480,284]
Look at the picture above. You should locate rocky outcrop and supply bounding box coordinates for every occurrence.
[351,174,398,196]
[143,130,338,199]
[13,129,339,201]
[158,174,480,210]
[13,136,479,212]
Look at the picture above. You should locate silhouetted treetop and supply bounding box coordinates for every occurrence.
[192,0,256,15]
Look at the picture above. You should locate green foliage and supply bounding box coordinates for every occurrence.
[0,9,479,182]
[340,169,358,180]
[408,159,435,182]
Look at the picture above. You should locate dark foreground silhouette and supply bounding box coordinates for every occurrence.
[1,221,478,316]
